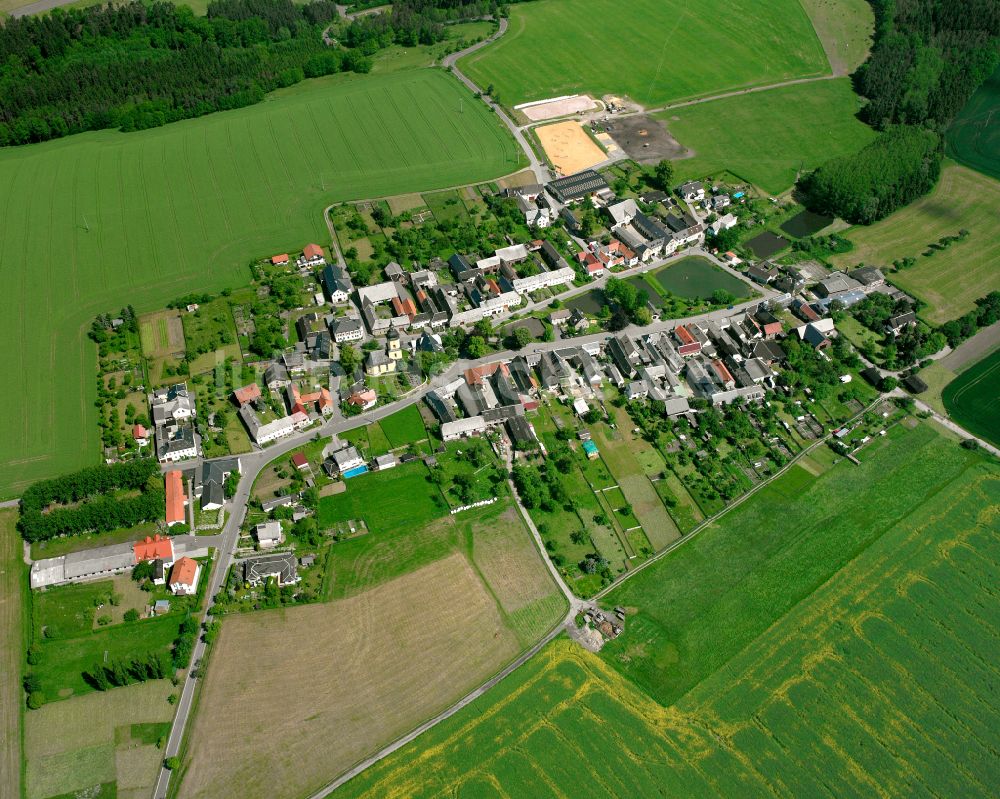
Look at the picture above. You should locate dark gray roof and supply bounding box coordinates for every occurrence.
[505,415,535,445]
[548,170,610,202]
[242,552,299,586]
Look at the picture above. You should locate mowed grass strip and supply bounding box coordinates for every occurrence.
[336,431,1000,799]
[601,422,988,704]
[0,68,524,498]
[460,0,829,108]
[0,510,24,799]
[830,162,1000,324]
[942,347,1000,447]
[664,79,875,194]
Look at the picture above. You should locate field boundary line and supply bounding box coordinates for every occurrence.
[591,396,888,601]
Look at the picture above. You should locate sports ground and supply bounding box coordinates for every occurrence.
[335,421,1000,798]
[0,69,523,497]
[946,65,1000,181]
[663,79,875,194]
[942,347,1000,448]
[459,0,830,108]
[831,163,1000,324]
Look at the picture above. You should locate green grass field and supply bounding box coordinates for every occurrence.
[0,510,24,799]
[830,163,1000,324]
[942,348,1000,447]
[600,420,982,704]
[460,0,829,108]
[376,405,428,450]
[33,580,115,639]
[639,255,754,301]
[797,0,874,74]
[665,79,875,193]
[33,615,182,701]
[336,423,1000,799]
[316,459,446,535]
[0,68,523,498]
[946,65,1000,181]
[24,680,175,799]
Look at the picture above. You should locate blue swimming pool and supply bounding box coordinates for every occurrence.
[342,465,369,479]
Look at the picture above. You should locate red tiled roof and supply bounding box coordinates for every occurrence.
[587,262,604,274]
[303,243,323,259]
[132,424,148,439]
[271,254,289,265]
[233,383,261,406]
[169,557,198,588]
[464,362,502,385]
[348,389,377,406]
[711,359,735,385]
[674,325,695,345]
[134,534,174,563]
[391,296,405,316]
[165,471,187,525]
[486,278,501,295]
[291,453,308,469]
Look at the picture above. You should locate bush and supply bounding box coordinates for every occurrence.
[123,609,140,623]
[27,691,45,710]
[164,756,181,771]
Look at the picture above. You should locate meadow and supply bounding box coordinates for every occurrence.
[0,510,23,799]
[663,79,876,194]
[24,680,175,799]
[376,404,429,450]
[459,0,829,108]
[942,348,1000,447]
[830,163,1000,324]
[316,460,446,534]
[601,420,985,704]
[796,0,874,74]
[335,425,1000,799]
[0,67,524,498]
[946,65,1000,181]
[177,503,565,799]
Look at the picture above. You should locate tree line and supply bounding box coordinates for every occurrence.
[855,0,1000,130]
[0,0,353,146]
[798,0,998,223]
[798,126,942,224]
[20,458,159,513]
[20,489,165,543]
[341,0,500,51]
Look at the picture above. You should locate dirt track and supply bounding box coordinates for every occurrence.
[937,321,1000,372]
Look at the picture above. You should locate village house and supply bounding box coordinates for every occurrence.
[254,521,284,548]
[243,552,299,587]
[168,556,200,596]
[165,470,188,527]
[679,181,705,201]
[298,243,326,268]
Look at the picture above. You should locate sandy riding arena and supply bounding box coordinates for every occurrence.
[516,94,596,122]
[536,121,607,175]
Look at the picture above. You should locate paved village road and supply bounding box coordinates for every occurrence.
[442,19,551,186]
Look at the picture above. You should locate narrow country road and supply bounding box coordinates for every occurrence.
[442,18,551,186]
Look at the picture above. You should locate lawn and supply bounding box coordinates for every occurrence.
[335,436,1000,799]
[316,459,446,534]
[176,503,564,799]
[0,510,24,799]
[32,614,182,701]
[797,0,874,74]
[376,404,428,449]
[0,67,524,498]
[33,580,116,639]
[946,64,1000,181]
[942,347,1000,447]
[664,79,876,194]
[600,420,986,705]
[830,162,1000,324]
[459,0,829,108]
[24,680,175,799]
